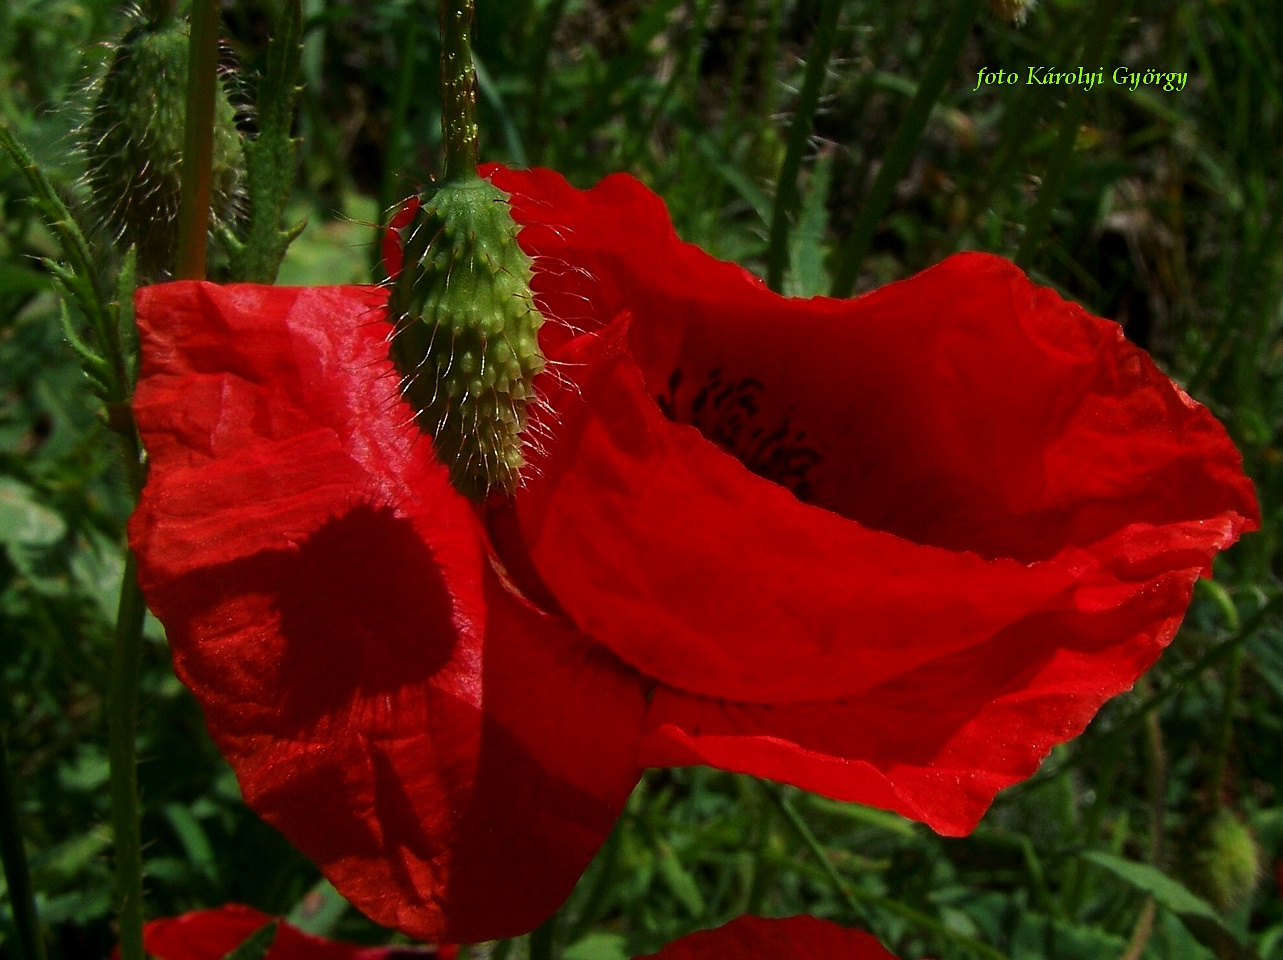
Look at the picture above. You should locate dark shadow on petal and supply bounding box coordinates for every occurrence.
[274,504,459,728]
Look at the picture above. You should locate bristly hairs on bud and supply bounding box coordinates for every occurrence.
[382,0,550,502]
[81,6,244,280]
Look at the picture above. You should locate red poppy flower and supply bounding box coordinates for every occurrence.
[129,166,1257,943]
[638,915,901,959]
[119,904,451,960]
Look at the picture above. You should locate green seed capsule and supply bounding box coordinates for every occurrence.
[1190,811,1261,913]
[387,176,547,500]
[83,17,243,279]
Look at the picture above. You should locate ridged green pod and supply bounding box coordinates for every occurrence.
[387,176,546,500]
[84,17,243,278]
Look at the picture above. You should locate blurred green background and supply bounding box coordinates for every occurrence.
[1,0,1281,958]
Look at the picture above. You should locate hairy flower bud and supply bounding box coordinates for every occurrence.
[83,16,243,278]
[386,176,546,500]
[1185,810,1262,913]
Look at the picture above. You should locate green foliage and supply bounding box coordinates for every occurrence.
[225,0,305,283]
[2,1,1281,959]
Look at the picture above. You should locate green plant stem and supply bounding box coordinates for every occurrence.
[108,552,148,960]
[1013,0,1127,268]
[525,0,569,166]
[440,0,479,182]
[718,0,759,152]
[764,0,841,293]
[377,7,420,247]
[0,735,46,960]
[767,785,1010,960]
[176,0,221,280]
[229,0,305,284]
[744,779,775,914]
[528,914,555,960]
[1188,178,1283,393]
[1209,646,1244,812]
[829,0,984,298]
[766,784,864,919]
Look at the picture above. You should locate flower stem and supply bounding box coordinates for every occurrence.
[767,784,1011,960]
[108,552,149,960]
[1210,646,1243,813]
[1013,0,1128,268]
[176,0,221,280]
[439,0,479,182]
[0,735,46,960]
[764,0,841,293]
[829,0,985,298]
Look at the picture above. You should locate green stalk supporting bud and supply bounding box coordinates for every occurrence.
[440,0,479,183]
[385,0,547,500]
[83,13,243,279]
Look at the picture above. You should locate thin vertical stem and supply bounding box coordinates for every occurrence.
[0,735,46,960]
[829,0,985,298]
[1210,647,1244,812]
[526,0,569,166]
[744,781,775,914]
[374,7,421,269]
[1013,0,1128,268]
[108,553,148,960]
[440,0,479,182]
[176,0,221,280]
[718,0,759,151]
[764,784,865,921]
[764,0,841,293]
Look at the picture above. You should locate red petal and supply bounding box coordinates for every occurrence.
[383,196,421,279]
[488,167,1256,830]
[130,283,645,943]
[519,312,1081,703]
[138,905,428,960]
[635,915,901,959]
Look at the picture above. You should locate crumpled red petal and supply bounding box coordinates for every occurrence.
[634,915,901,959]
[129,283,646,944]
[485,165,1258,835]
[126,904,445,960]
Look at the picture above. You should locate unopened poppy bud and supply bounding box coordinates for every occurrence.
[83,16,243,278]
[990,0,1037,24]
[1187,810,1262,913]
[386,175,546,500]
